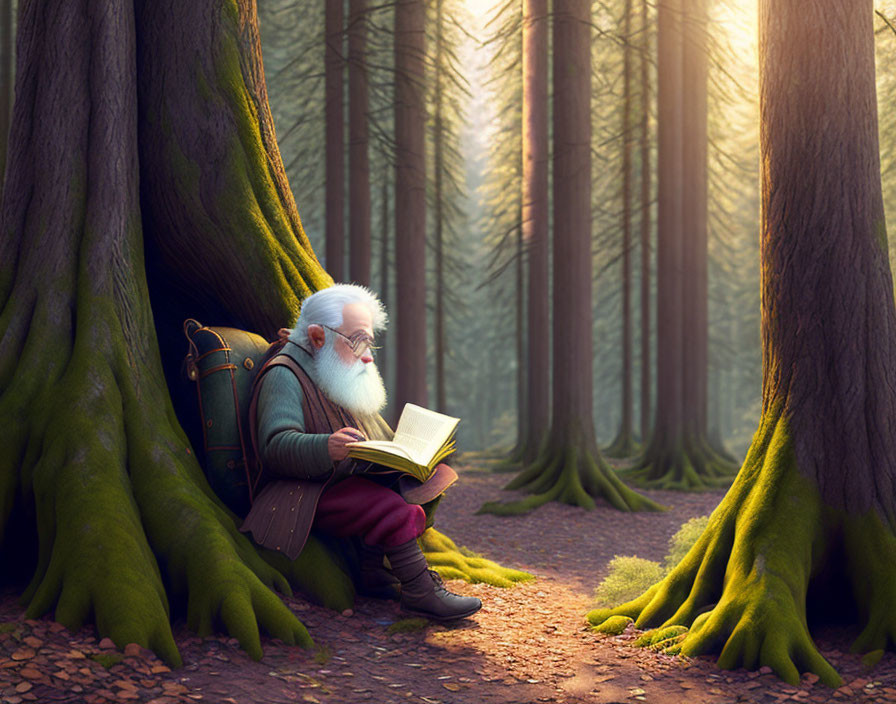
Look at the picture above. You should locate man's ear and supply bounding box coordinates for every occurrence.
[308,324,326,349]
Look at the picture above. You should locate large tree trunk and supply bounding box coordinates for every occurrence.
[325,0,345,281]
[626,0,735,487]
[0,0,330,667]
[605,0,639,459]
[0,0,523,669]
[348,0,371,286]
[393,0,428,413]
[481,0,660,515]
[521,0,549,464]
[0,0,12,186]
[590,0,896,686]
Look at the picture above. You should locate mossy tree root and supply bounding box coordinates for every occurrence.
[621,433,737,490]
[587,407,896,687]
[603,430,642,459]
[477,432,664,515]
[2,299,325,666]
[492,434,547,474]
[419,528,533,587]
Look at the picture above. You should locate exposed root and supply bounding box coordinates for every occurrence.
[603,430,642,459]
[622,433,737,490]
[587,407,896,687]
[419,528,533,587]
[478,435,665,516]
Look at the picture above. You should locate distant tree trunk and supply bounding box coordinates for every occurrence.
[433,0,446,413]
[481,0,660,515]
[0,0,12,184]
[521,0,549,464]
[515,211,526,452]
[681,0,732,463]
[348,0,371,286]
[591,1,896,686]
[325,0,345,281]
[626,0,735,487]
[394,0,427,413]
[638,0,651,443]
[606,0,638,458]
[638,0,684,474]
[378,169,390,391]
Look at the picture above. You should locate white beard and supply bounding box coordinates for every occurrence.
[309,338,387,417]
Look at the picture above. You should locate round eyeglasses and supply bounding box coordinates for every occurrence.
[322,324,380,358]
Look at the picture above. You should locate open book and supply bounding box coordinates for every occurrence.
[347,403,459,483]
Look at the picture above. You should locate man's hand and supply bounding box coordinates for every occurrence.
[328,427,367,461]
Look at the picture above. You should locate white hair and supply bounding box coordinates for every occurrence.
[289,283,388,349]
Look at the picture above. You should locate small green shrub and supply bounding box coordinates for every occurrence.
[664,515,710,570]
[591,515,710,611]
[592,556,665,608]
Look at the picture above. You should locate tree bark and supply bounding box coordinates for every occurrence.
[348,0,371,286]
[590,0,896,686]
[521,0,549,463]
[639,0,651,444]
[481,0,660,515]
[606,0,638,458]
[626,0,735,487]
[433,0,446,413]
[393,0,428,413]
[0,0,12,186]
[0,0,521,668]
[325,0,345,281]
[378,168,390,392]
[649,0,683,458]
[0,0,329,667]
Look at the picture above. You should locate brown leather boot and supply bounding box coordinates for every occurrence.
[385,539,482,621]
[358,544,401,600]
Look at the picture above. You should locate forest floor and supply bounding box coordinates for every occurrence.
[2,459,896,704]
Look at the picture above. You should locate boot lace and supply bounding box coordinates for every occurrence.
[428,569,446,590]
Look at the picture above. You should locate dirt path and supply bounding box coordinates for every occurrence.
[2,462,896,703]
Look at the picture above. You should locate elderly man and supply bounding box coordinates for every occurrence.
[241,284,480,621]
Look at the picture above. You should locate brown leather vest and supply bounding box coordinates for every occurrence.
[240,346,391,559]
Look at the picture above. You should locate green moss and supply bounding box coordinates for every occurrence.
[257,537,354,612]
[419,528,533,587]
[587,404,853,688]
[591,615,633,635]
[622,435,737,491]
[89,653,125,669]
[862,649,884,669]
[0,621,18,634]
[604,433,642,459]
[593,556,666,608]
[633,625,688,650]
[387,618,430,634]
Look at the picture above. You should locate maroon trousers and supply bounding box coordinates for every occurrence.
[313,476,426,547]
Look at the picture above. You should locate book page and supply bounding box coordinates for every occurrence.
[392,404,459,463]
[348,439,418,464]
